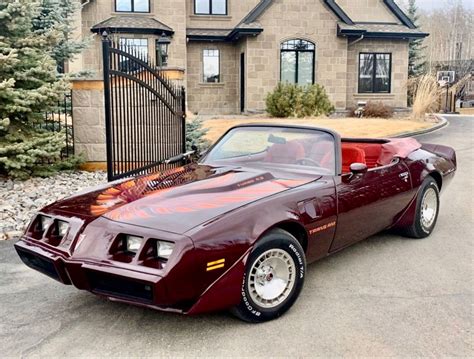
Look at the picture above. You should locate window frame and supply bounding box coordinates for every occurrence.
[115,0,150,13]
[202,49,221,83]
[194,0,228,15]
[358,52,392,94]
[280,39,316,85]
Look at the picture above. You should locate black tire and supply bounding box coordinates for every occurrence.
[231,228,306,323]
[402,177,440,239]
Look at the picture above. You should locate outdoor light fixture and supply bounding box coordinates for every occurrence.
[156,32,171,67]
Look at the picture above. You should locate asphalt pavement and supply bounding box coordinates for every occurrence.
[0,115,472,357]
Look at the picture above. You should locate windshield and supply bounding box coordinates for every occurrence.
[202,126,336,175]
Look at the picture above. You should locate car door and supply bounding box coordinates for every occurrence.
[330,160,413,251]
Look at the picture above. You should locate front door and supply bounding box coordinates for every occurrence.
[240,52,245,112]
[330,162,413,251]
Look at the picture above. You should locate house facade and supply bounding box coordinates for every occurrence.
[72,0,428,115]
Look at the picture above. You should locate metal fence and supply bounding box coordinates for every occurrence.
[39,92,75,158]
[102,33,186,182]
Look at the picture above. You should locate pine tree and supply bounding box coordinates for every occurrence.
[33,0,88,73]
[0,0,71,179]
[407,0,427,77]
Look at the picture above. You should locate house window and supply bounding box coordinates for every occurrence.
[280,39,315,85]
[358,53,391,93]
[203,49,220,83]
[119,38,148,71]
[115,0,149,13]
[195,0,227,15]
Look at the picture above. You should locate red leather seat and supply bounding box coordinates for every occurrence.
[265,141,305,164]
[308,141,335,169]
[353,143,382,169]
[341,144,366,173]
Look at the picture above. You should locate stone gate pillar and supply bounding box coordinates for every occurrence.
[71,79,107,169]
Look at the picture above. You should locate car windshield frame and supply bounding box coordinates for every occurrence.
[200,125,339,175]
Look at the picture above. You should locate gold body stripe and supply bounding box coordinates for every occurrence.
[206,263,225,271]
[207,258,225,267]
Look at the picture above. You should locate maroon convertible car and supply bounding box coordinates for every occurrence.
[15,124,456,322]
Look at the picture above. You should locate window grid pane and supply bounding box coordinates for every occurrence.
[280,39,315,85]
[134,0,149,12]
[358,53,391,93]
[212,0,226,14]
[281,52,296,84]
[203,49,220,83]
[195,0,210,14]
[116,0,132,11]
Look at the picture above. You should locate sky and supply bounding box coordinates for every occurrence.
[398,0,474,11]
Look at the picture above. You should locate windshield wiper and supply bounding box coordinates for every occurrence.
[164,150,196,164]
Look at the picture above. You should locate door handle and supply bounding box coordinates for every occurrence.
[399,172,410,182]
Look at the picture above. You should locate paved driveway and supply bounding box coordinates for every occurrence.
[1,115,472,357]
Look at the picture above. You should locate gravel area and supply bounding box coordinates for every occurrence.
[0,171,107,240]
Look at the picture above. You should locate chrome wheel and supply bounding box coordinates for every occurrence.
[247,249,296,309]
[420,187,438,231]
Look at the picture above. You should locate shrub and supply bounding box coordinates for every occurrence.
[298,84,335,117]
[265,83,334,118]
[362,101,394,118]
[186,117,211,152]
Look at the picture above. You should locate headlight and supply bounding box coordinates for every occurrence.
[56,220,69,237]
[156,241,174,260]
[125,235,143,254]
[38,215,53,232]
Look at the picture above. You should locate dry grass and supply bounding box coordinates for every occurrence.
[412,75,442,119]
[202,117,434,143]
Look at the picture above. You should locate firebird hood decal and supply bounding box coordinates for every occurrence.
[100,165,315,233]
[44,164,318,233]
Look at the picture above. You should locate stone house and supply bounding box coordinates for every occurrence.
[72,0,428,115]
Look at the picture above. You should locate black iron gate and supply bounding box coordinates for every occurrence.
[102,33,186,181]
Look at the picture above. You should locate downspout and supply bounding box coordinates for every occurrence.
[348,34,364,46]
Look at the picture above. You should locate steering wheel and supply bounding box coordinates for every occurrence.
[296,158,321,167]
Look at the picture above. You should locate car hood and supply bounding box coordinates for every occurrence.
[43,164,319,234]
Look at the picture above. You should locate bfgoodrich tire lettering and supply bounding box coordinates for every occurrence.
[402,177,440,239]
[231,228,306,323]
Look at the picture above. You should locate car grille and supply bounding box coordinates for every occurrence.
[16,249,60,280]
[86,270,154,303]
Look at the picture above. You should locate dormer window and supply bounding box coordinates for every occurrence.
[116,0,150,13]
[195,0,227,15]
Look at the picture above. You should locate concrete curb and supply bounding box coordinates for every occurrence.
[393,115,448,138]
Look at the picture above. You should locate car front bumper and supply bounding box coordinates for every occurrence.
[13,239,187,312]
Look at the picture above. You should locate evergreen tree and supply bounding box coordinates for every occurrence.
[0,0,71,179]
[407,0,427,77]
[33,0,88,73]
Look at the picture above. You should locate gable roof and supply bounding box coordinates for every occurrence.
[187,0,270,42]
[338,22,428,39]
[91,16,174,36]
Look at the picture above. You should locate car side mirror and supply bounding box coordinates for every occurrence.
[350,162,368,175]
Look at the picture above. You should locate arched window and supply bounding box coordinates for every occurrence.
[280,39,315,85]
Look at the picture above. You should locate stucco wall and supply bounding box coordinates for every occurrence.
[346,39,409,108]
[187,42,239,115]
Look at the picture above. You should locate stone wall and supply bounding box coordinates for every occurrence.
[187,42,239,115]
[244,0,349,112]
[346,39,409,108]
[72,80,107,162]
[336,0,400,23]
[79,0,187,76]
